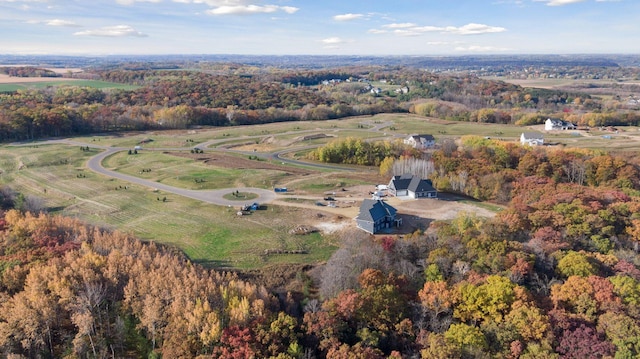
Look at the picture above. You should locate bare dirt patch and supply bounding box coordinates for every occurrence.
[392,197,497,220]
[276,184,499,236]
[0,74,82,84]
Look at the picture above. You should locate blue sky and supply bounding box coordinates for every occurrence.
[0,0,637,56]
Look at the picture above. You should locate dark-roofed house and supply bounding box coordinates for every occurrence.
[355,199,400,234]
[388,174,437,199]
[404,134,436,150]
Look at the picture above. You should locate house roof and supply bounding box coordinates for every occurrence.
[356,199,397,222]
[390,174,436,193]
[407,134,435,141]
[390,173,414,191]
[408,176,436,193]
[547,118,575,127]
[521,132,544,140]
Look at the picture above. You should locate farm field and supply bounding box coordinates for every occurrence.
[481,76,640,89]
[0,73,139,91]
[3,113,640,269]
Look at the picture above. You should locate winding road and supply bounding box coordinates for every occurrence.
[86,147,277,206]
[25,119,394,207]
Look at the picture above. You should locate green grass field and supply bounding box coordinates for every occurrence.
[288,175,372,194]
[0,144,337,268]
[3,113,640,269]
[0,80,139,92]
[102,150,292,189]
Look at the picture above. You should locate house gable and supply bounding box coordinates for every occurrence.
[389,174,437,199]
[355,199,398,234]
[545,118,576,131]
[388,174,414,196]
[407,177,437,198]
[404,134,435,149]
[520,132,544,146]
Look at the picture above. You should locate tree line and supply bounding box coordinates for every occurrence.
[3,65,639,142]
[428,136,640,202]
[307,137,421,167]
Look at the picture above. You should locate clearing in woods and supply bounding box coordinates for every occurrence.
[1,114,543,269]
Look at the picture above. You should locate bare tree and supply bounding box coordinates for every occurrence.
[563,159,586,185]
[23,195,46,214]
[392,157,435,178]
[319,229,385,299]
[441,139,458,158]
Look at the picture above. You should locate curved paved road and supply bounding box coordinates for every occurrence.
[25,119,395,207]
[86,147,276,206]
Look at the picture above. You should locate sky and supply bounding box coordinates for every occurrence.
[0,0,638,56]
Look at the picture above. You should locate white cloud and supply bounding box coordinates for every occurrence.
[46,19,81,27]
[207,4,299,15]
[367,29,388,34]
[373,22,506,36]
[322,37,346,45]
[447,23,506,35]
[535,0,586,6]
[321,37,352,50]
[492,0,524,5]
[333,13,364,21]
[392,29,423,37]
[74,25,148,37]
[25,19,81,27]
[116,0,161,4]
[280,6,298,14]
[172,0,253,5]
[455,45,510,52]
[409,25,444,32]
[383,23,417,29]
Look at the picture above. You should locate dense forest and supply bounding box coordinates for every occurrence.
[2,64,640,141]
[2,138,640,357]
[427,136,640,203]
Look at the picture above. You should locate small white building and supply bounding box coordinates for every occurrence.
[520,132,544,146]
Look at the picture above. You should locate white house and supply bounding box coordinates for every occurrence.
[520,132,544,146]
[545,118,576,131]
[404,134,436,150]
[388,174,437,199]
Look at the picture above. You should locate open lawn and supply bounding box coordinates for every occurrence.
[103,150,312,190]
[0,144,338,268]
[285,173,376,194]
[103,150,253,189]
[378,114,526,140]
